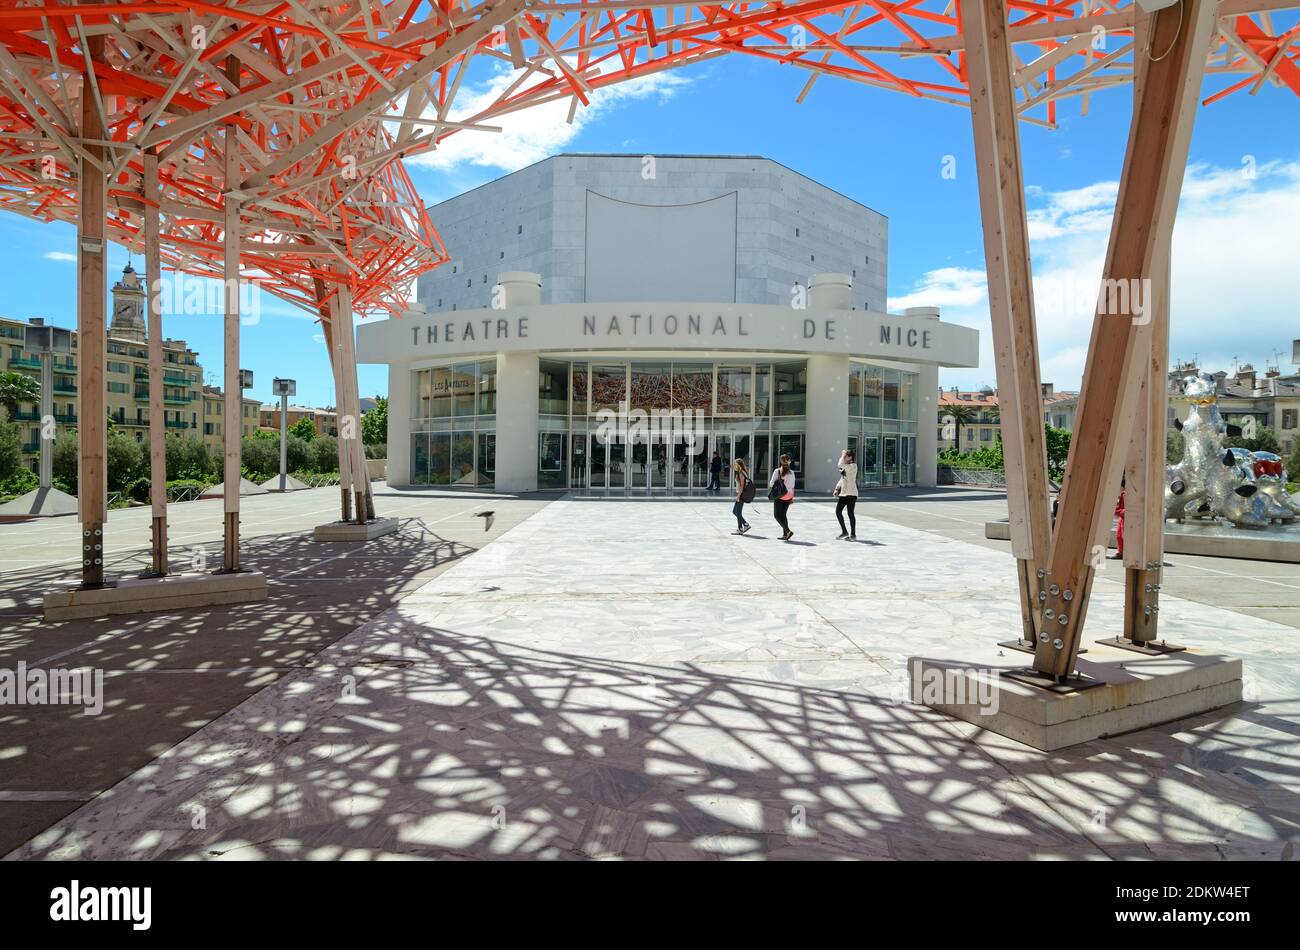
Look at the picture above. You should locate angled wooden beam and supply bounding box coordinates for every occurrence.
[1037,0,1219,679]
[1119,13,1174,648]
[222,55,243,572]
[76,26,108,588]
[143,147,169,577]
[331,279,373,523]
[965,0,1053,648]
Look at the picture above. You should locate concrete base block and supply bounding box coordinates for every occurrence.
[258,474,310,492]
[44,571,268,622]
[312,516,399,542]
[0,486,79,520]
[985,518,1300,563]
[201,478,269,499]
[908,643,1242,751]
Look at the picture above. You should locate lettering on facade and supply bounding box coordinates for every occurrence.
[414,317,528,346]
[802,319,837,340]
[581,313,752,337]
[880,325,932,349]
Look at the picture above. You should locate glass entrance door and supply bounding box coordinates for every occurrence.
[589,434,607,490]
[776,434,803,489]
[650,439,668,492]
[884,437,898,486]
[730,431,751,492]
[712,433,732,491]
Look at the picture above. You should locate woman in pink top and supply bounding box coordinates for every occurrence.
[769,454,796,541]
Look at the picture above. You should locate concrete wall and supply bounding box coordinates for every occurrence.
[493,350,540,492]
[385,363,412,488]
[418,155,887,313]
[805,354,851,493]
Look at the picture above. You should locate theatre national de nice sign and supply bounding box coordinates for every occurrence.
[356,302,978,369]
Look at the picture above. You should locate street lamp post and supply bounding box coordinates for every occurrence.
[273,377,296,492]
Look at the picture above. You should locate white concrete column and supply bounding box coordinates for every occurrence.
[805,354,851,493]
[810,273,852,310]
[494,350,539,493]
[386,362,412,488]
[499,271,541,307]
[904,307,943,488]
[915,362,939,487]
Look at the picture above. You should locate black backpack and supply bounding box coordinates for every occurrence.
[740,476,756,503]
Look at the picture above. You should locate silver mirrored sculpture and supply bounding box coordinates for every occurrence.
[1164,373,1295,528]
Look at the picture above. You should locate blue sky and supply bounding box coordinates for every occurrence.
[5,37,1299,405]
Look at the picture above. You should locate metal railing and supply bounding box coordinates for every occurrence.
[937,466,1006,489]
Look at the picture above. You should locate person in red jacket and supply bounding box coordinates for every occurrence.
[1109,476,1126,560]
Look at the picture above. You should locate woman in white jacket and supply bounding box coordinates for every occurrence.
[833,449,858,540]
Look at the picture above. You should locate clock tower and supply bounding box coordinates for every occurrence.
[110,261,147,342]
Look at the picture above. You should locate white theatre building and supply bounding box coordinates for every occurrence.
[359,154,978,494]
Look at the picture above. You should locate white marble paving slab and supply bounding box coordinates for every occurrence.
[9,498,1299,861]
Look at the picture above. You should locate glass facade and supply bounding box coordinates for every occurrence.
[409,359,496,486]
[848,362,918,487]
[408,357,920,491]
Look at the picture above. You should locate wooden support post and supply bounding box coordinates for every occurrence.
[222,55,242,572]
[331,280,371,523]
[143,148,168,577]
[77,30,108,588]
[965,0,1053,649]
[1037,0,1217,679]
[314,277,353,522]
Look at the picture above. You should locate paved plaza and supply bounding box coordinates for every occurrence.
[3,488,1297,860]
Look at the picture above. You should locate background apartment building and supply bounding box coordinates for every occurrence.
[257,404,339,438]
[2,263,203,469]
[936,383,1078,452]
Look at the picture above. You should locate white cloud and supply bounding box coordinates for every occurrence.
[44,251,75,262]
[893,159,1300,391]
[405,67,692,174]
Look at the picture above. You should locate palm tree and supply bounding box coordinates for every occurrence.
[0,370,40,421]
[942,404,977,451]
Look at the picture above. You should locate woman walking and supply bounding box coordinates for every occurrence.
[769,454,796,541]
[834,448,858,540]
[731,460,753,535]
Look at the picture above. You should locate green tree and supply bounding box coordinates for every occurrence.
[0,414,21,482]
[1289,440,1300,481]
[285,434,313,473]
[52,429,78,492]
[361,397,387,446]
[289,416,317,442]
[1224,423,1281,454]
[240,435,279,480]
[0,370,40,419]
[940,404,976,450]
[165,432,214,481]
[1044,423,1071,477]
[312,434,339,473]
[106,431,144,492]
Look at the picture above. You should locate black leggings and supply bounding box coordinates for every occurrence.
[773,498,792,534]
[836,495,857,535]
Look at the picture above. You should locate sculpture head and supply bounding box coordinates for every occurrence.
[1251,451,1285,481]
[1182,373,1217,406]
[1248,451,1297,522]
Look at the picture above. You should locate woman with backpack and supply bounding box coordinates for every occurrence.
[731,460,753,535]
[768,454,796,541]
[833,448,858,540]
